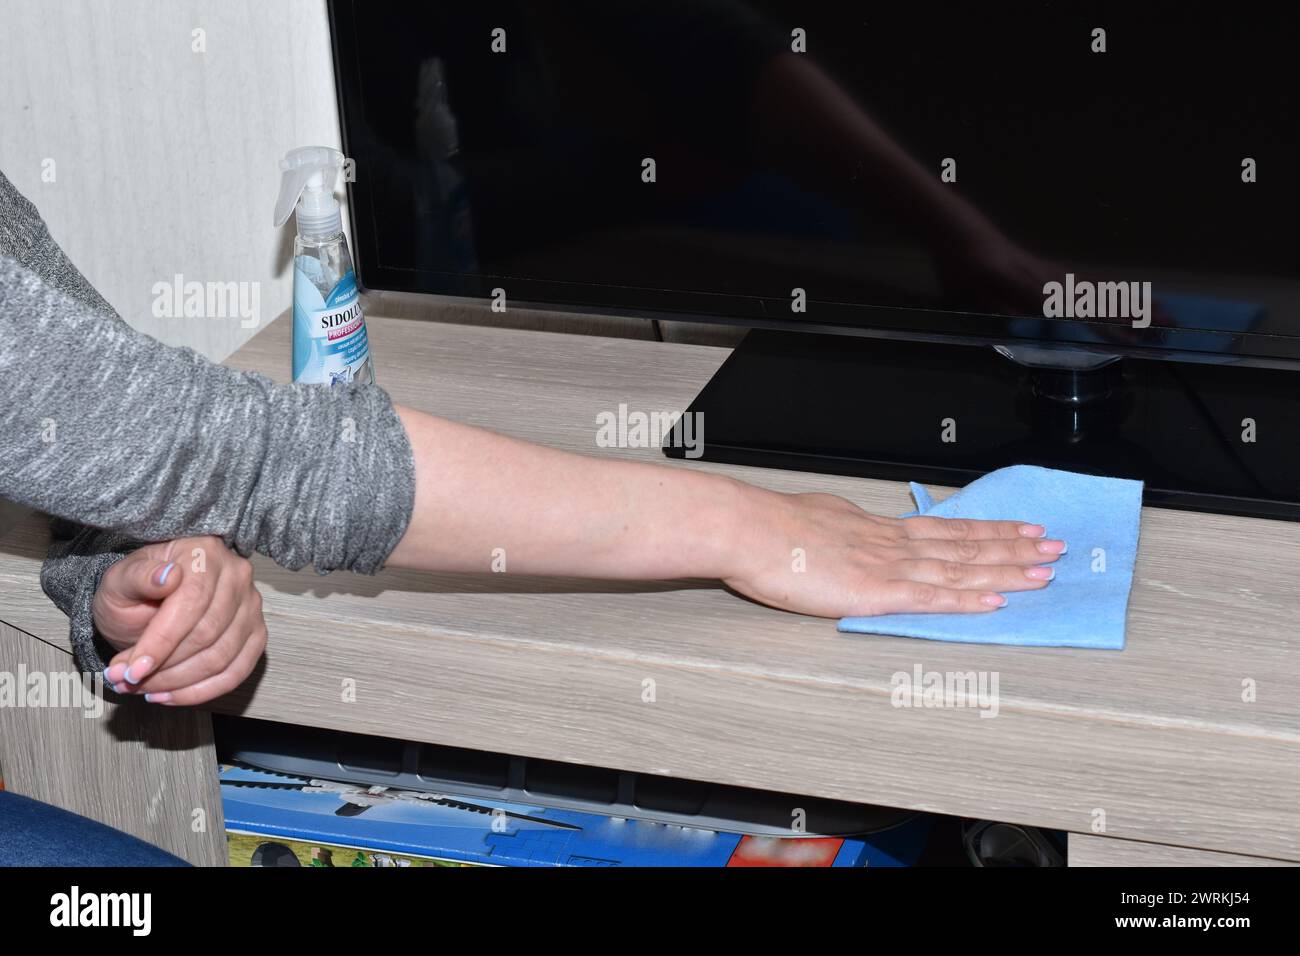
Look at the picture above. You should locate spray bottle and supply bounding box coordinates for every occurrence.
[273,146,374,386]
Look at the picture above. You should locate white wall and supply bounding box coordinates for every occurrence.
[0,0,343,360]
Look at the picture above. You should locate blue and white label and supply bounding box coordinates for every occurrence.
[292,264,370,385]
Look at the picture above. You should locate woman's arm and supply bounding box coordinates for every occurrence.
[0,255,415,576]
[2,171,297,691]
[1,168,150,673]
[389,407,1062,618]
[1,250,1058,635]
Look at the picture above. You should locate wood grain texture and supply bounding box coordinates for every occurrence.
[3,312,1299,861]
[0,622,226,866]
[1069,833,1298,867]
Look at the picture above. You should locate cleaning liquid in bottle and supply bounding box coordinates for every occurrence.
[273,146,374,386]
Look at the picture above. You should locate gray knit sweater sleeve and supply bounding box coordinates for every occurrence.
[0,256,416,567]
[0,187,415,670]
[0,171,150,671]
[40,523,144,673]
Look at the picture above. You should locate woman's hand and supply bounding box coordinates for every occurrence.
[93,535,267,705]
[722,484,1063,618]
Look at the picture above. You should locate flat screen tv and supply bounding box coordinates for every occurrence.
[330,0,1300,519]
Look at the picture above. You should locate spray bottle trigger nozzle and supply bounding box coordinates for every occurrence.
[273,146,346,229]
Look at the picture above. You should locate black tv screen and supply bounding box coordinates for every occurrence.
[331,0,1299,364]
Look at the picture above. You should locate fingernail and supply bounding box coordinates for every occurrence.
[1036,539,1067,555]
[1024,566,1055,581]
[124,657,154,685]
[155,562,176,586]
[101,667,112,683]
[1018,524,1047,538]
[980,593,1007,608]
[105,663,127,684]
[144,692,173,704]
[110,682,126,694]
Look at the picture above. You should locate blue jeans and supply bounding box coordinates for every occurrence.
[0,790,188,866]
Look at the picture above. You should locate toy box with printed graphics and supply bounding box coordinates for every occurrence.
[221,765,931,867]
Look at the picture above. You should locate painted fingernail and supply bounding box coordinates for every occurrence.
[1036,539,1067,555]
[110,682,126,694]
[155,562,176,586]
[124,657,154,684]
[1018,524,1047,538]
[105,663,127,684]
[980,593,1008,608]
[144,692,173,704]
[1024,566,1055,581]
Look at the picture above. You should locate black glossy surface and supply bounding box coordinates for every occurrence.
[331,0,1299,364]
[665,330,1300,520]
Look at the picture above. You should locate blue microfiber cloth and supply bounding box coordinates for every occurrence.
[838,465,1144,650]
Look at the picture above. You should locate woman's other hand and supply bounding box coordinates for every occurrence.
[94,536,267,705]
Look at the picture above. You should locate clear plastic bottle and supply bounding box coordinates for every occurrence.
[293,228,374,386]
[274,146,376,386]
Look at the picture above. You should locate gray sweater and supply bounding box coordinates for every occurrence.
[0,170,416,672]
